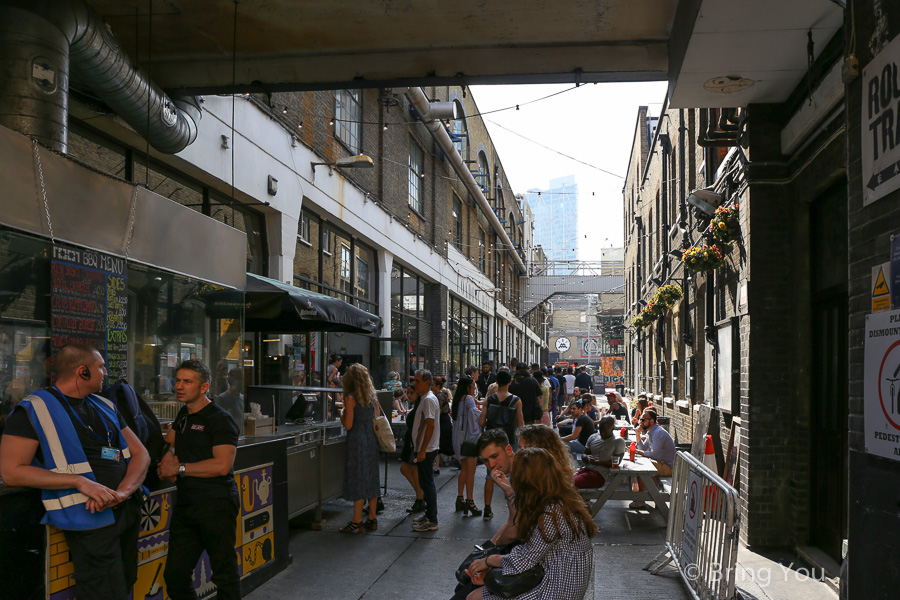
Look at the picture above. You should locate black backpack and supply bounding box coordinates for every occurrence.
[103,379,166,486]
[486,394,519,428]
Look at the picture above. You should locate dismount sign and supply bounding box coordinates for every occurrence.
[863,33,900,206]
[864,308,900,460]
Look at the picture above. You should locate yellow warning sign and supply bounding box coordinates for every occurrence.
[873,263,891,312]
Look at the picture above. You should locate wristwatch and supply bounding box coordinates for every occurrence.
[178,463,186,476]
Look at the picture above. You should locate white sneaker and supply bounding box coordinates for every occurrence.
[413,513,428,524]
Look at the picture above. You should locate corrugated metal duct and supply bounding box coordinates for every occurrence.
[0,0,200,154]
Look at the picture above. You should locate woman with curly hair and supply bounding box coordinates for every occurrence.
[465,447,595,600]
[338,363,381,533]
[517,424,574,479]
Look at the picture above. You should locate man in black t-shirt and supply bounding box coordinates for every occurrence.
[574,365,594,393]
[508,363,543,424]
[159,360,240,600]
[559,401,596,456]
[0,343,149,600]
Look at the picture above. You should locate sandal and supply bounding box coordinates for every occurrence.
[363,518,378,531]
[462,499,482,517]
[339,521,362,534]
[455,496,465,512]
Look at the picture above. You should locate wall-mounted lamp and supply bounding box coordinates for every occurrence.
[638,300,648,307]
[311,154,375,176]
[668,249,684,259]
[650,277,663,286]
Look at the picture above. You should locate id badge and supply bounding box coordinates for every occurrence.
[101,446,121,462]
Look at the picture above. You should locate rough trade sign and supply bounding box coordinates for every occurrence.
[863,33,900,205]
[865,309,900,461]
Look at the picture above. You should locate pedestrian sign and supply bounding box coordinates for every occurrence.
[873,263,891,312]
[864,309,900,461]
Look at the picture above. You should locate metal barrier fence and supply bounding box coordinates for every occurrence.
[644,451,740,600]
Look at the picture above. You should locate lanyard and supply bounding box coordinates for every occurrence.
[53,386,114,447]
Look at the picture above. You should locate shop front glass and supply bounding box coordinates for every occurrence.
[390,264,435,376]
[0,229,245,431]
[449,295,487,381]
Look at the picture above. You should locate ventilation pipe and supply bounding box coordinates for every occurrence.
[0,0,200,154]
[405,87,527,274]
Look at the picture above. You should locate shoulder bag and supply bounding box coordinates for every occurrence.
[484,563,545,598]
[372,401,396,453]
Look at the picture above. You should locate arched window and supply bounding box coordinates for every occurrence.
[451,106,468,160]
[477,153,490,193]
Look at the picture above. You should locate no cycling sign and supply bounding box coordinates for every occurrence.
[865,309,900,460]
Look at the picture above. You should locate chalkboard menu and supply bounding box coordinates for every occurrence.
[51,243,128,378]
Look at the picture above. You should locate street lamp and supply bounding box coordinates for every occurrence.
[311,154,375,176]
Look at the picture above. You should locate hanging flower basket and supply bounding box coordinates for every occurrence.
[632,313,649,331]
[709,203,740,244]
[682,243,725,272]
[653,284,683,309]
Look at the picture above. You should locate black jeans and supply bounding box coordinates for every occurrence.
[164,496,241,600]
[63,497,140,600]
[416,450,440,522]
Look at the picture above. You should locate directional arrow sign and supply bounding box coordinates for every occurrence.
[867,159,900,191]
[863,35,900,206]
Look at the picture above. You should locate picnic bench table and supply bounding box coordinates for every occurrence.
[578,455,672,522]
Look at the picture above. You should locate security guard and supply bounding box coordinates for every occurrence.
[0,343,149,600]
[159,359,240,600]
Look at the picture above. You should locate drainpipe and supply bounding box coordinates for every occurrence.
[405,87,527,274]
[0,0,200,154]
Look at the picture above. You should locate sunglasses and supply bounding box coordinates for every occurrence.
[640,418,652,422]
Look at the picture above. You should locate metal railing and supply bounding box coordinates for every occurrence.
[644,451,740,600]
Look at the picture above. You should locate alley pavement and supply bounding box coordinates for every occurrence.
[249,458,838,600]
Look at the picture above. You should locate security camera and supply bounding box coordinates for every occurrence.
[686,187,723,216]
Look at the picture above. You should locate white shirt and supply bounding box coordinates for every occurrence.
[412,390,441,453]
[564,374,576,394]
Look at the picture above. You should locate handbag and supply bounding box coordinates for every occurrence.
[484,564,545,598]
[454,542,514,586]
[373,403,396,453]
[460,441,479,457]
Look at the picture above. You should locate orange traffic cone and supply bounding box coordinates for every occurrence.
[702,435,721,510]
[703,435,717,472]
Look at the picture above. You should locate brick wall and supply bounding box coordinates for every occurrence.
[846,1,900,595]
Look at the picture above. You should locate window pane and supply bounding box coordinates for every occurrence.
[402,271,417,318]
[295,212,320,284]
[408,139,423,214]
[210,195,266,275]
[321,225,337,288]
[355,242,374,301]
[391,265,402,312]
[334,89,361,153]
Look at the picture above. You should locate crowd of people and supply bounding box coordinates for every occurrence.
[335,359,677,600]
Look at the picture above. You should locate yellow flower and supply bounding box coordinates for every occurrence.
[718,221,727,230]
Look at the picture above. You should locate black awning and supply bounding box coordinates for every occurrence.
[241,273,381,334]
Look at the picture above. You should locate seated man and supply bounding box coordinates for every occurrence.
[605,392,629,421]
[574,416,626,489]
[555,400,578,436]
[631,408,676,508]
[559,401,595,457]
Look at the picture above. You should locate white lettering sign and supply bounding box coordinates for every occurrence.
[863,33,900,205]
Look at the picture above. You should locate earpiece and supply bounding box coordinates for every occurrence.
[80,367,91,380]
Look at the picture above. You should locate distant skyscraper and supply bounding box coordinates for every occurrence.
[526,175,578,269]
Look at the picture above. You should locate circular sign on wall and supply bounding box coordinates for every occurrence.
[583,338,600,354]
[555,337,571,352]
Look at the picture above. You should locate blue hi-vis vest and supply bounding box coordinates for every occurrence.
[18,389,133,530]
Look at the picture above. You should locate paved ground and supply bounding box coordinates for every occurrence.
[248,458,838,600]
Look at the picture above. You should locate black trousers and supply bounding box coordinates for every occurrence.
[63,497,140,600]
[164,496,241,600]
